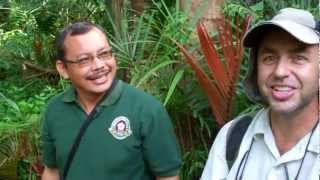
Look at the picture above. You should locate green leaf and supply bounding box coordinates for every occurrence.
[135,60,179,88]
[0,92,20,115]
[250,1,263,13]
[164,69,184,106]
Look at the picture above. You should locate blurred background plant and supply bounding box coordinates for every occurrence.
[0,83,58,179]
[0,0,317,179]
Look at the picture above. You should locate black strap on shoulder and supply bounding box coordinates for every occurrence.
[316,20,320,32]
[62,79,118,180]
[226,115,253,170]
[62,109,97,180]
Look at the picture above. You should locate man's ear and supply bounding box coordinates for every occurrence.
[56,60,70,79]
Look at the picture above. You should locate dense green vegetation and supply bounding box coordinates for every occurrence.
[0,0,317,179]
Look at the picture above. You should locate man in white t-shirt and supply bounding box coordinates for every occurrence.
[201,8,319,180]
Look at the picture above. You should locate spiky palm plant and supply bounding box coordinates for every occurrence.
[177,15,251,125]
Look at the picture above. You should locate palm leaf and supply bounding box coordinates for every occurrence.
[177,15,251,125]
[164,69,185,106]
[197,22,229,99]
[134,60,179,88]
[176,43,226,125]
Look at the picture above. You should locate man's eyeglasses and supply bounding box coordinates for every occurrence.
[63,49,113,67]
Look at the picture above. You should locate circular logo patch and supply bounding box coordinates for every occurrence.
[108,116,132,140]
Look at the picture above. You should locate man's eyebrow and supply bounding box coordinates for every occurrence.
[98,47,111,52]
[259,44,309,54]
[75,52,91,58]
[258,47,276,54]
[289,44,308,53]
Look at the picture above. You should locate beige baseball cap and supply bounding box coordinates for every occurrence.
[243,8,319,47]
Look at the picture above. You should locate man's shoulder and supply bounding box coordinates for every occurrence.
[214,109,264,150]
[42,89,71,124]
[220,114,254,134]
[226,113,255,134]
[48,91,66,104]
[45,88,72,110]
[224,109,266,138]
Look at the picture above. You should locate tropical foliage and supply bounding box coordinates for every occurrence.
[0,0,317,179]
[177,16,252,126]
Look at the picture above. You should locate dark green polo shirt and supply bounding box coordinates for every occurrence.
[42,80,181,180]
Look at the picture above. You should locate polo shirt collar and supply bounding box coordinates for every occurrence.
[251,108,270,136]
[62,86,77,103]
[250,108,281,157]
[62,79,124,107]
[100,79,123,106]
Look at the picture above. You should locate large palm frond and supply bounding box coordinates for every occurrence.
[177,15,251,125]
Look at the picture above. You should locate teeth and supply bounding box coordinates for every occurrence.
[274,86,292,91]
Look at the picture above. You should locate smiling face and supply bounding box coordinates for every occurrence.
[257,30,318,116]
[56,27,117,98]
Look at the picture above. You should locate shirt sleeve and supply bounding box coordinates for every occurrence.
[41,107,57,168]
[200,121,234,180]
[140,102,182,177]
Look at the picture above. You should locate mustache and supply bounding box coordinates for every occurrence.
[86,68,108,80]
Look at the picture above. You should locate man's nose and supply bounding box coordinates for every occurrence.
[91,56,105,69]
[273,58,290,78]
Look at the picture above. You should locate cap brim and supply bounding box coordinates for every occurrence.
[243,20,320,47]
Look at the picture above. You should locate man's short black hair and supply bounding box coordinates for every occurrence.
[55,21,106,62]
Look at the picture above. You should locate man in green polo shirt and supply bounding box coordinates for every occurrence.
[41,22,181,180]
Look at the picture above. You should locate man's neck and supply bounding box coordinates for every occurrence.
[77,91,106,115]
[269,101,318,155]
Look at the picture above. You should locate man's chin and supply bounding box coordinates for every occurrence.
[269,102,300,115]
[93,83,113,93]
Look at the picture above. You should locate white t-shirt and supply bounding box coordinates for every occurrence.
[201,108,320,180]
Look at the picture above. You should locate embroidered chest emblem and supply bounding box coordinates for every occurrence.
[108,116,132,140]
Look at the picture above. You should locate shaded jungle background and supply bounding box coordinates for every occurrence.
[0,0,318,179]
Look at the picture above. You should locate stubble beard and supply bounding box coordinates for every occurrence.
[261,90,318,119]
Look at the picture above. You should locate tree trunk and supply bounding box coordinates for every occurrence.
[131,0,146,15]
[111,0,124,31]
[180,0,224,31]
